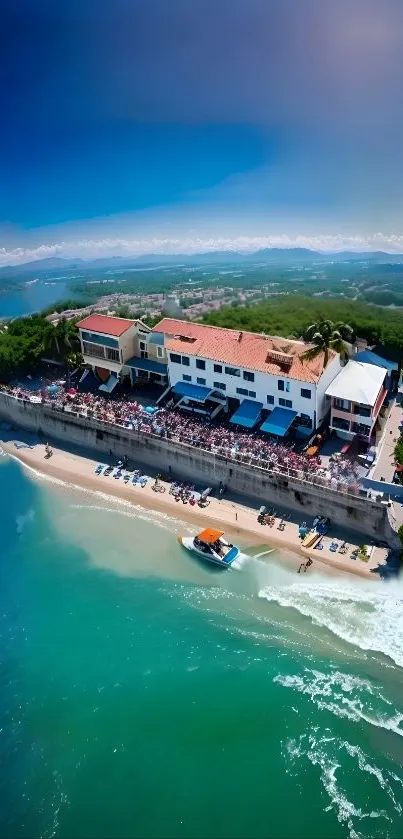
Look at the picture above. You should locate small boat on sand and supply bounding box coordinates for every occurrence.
[179,528,240,568]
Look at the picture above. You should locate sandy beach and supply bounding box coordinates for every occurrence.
[2,440,388,580]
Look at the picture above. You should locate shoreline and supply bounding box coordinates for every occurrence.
[2,440,387,580]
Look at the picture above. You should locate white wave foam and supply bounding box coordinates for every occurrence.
[259,579,403,667]
[15,508,35,534]
[69,501,185,533]
[274,668,403,738]
[285,729,399,838]
[12,454,188,532]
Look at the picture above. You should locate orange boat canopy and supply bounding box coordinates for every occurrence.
[198,528,224,544]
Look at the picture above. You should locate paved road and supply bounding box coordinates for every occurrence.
[371,399,402,483]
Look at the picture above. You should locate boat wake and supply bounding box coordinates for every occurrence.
[284,727,403,839]
[274,668,403,736]
[259,578,403,667]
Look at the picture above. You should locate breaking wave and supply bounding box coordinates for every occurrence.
[274,667,403,737]
[259,579,403,667]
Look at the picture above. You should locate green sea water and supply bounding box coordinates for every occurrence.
[2,455,403,839]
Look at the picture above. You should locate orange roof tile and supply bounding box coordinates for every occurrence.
[76,314,136,337]
[153,318,335,384]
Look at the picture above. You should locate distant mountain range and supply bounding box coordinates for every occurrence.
[1,248,403,277]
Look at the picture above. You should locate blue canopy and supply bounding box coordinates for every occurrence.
[260,406,298,437]
[354,349,398,373]
[230,399,263,428]
[99,373,119,394]
[126,356,168,375]
[173,381,212,402]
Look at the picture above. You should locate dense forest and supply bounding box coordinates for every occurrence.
[0,315,80,381]
[202,296,403,359]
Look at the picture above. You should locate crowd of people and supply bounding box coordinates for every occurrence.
[2,379,362,489]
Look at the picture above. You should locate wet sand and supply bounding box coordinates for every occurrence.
[2,440,387,580]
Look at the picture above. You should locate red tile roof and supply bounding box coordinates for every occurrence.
[153,318,335,384]
[76,314,136,337]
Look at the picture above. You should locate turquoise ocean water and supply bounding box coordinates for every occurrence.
[1,455,403,839]
[0,282,72,319]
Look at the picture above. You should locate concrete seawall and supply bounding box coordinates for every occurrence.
[0,391,400,547]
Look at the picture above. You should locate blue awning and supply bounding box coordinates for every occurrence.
[126,356,168,374]
[99,373,119,394]
[173,381,212,402]
[230,399,263,428]
[354,350,398,373]
[260,406,298,436]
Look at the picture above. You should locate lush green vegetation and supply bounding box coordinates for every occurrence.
[203,296,403,356]
[394,437,403,468]
[0,315,81,381]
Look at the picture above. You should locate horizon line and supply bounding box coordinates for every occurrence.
[1,233,403,269]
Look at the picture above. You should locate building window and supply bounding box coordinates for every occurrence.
[170,353,182,364]
[213,381,226,391]
[267,395,274,405]
[181,356,190,366]
[139,341,147,351]
[278,380,284,391]
[82,342,105,360]
[334,398,351,412]
[354,404,371,418]
[248,391,256,398]
[81,331,119,349]
[279,398,293,409]
[301,388,311,399]
[243,371,255,382]
[197,377,206,385]
[352,422,371,436]
[332,416,350,431]
[214,363,222,373]
[196,359,206,370]
[156,346,164,359]
[236,387,248,396]
[225,366,241,377]
[182,374,192,382]
[298,414,313,428]
[106,347,121,363]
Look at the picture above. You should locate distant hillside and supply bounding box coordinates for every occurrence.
[1,247,403,277]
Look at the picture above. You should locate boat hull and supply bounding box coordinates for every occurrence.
[179,536,240,568]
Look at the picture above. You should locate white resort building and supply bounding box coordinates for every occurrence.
[75,313,348,435]
[74,313,396,443]
[152,318,343,436]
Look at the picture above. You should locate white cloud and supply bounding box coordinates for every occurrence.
[1,232,403,268]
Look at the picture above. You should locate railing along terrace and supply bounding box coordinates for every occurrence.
[1,391,366,500]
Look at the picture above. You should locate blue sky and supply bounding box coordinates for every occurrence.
[1,0,403,264]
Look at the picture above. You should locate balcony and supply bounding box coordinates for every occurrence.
[332,416,350,431]
[82,342,121,365]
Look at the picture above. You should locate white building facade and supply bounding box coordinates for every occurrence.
[153,319,342,434]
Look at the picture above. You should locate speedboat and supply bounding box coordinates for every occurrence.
[179,528,241,568]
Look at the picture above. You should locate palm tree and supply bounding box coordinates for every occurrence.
[301,320,354,368]
[43,318,79,361]
[65,350,84,371]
